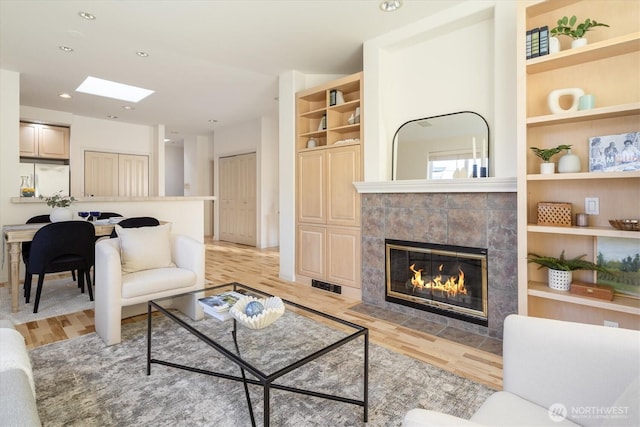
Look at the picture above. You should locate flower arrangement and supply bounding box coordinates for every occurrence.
[39,191,76,208]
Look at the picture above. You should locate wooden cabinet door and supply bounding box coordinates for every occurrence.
[326,227,361,289]
[84,151,118,197]
[297,225,326,279]
[297,150,325,224]
[235,153,256,246]
[118,154,149,196]
[218,155,237,243]
[38,125,70,159]
[326,145,361,226]
[19,123,38,157]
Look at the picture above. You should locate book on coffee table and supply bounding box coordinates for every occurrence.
[198,291,244,321]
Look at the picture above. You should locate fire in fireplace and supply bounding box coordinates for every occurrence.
[385,239,488,326]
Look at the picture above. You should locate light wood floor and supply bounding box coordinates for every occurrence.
[15,240,503,390]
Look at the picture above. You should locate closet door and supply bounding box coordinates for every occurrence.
[84,151,118,197]
[235,153,257,246]
[118,154,149,197]
[218,155,237,243]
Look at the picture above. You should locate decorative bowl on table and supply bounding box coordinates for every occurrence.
[609,219,640,231]
[229,296,285,329]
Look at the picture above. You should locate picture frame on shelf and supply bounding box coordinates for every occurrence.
[596,237,640,298]
[589,131,640,172]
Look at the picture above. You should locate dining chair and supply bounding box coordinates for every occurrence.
[109,216,159,238]
[24,221,96,313]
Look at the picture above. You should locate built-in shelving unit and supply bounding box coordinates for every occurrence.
[517,0,640,329]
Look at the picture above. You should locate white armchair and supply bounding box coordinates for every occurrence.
[94,230,205,346]
[403,314,640,427]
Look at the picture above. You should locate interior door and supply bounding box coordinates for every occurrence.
[84,151,118,197]
[119,154,149,196]
[218,155,236,243]
[218,152,257,246]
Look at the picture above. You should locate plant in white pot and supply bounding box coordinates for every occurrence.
[550,15,609,49]
[530,144,572,174]
[528,250,612,291]
[40,191,76,222]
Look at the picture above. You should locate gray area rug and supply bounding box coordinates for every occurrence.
[0,276,93,324]
[30,311,493,426]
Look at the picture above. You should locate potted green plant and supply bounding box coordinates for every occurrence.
[529,144,572,174]
[528,250,611,291]
[39,191,76,222]
[550,16,609,49]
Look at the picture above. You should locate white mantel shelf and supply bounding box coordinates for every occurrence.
[353,177,517,194]
[10,196,216,204]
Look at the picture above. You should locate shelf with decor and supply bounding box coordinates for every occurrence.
[517,0,640,329]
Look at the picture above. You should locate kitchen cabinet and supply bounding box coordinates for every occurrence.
[295,72,363,297]
[517,0,640,329]
[84,151,148,197]
[20,122,70,159]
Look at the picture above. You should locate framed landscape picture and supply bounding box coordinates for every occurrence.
[596,237,640,298]
[589,131,640,172]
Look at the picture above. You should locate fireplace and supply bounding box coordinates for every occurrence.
[385,239,488,326]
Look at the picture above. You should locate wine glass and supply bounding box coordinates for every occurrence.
[78,211,90,221]
[89,211,101,221]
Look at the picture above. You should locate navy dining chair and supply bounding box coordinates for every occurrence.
[109,216,159,238]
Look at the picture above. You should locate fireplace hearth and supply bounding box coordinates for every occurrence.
[386,239,488,326]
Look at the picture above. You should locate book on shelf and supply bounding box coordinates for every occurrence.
[531,27,540,58]
[198,290,245,321]
[539,26,549,57]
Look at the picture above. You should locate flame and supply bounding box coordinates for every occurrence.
[410,264,468,297]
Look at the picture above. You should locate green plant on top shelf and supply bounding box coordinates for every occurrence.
[550,16,609,40]
[527,250,611,273]
[39,191,76,208]
[529,144,572,163]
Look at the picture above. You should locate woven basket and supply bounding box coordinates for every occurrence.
[537,202,572,227]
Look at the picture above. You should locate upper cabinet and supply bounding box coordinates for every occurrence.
[517,1,640,328]
[20,122,70,160]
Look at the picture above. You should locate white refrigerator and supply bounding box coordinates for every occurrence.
[19,162,70,198]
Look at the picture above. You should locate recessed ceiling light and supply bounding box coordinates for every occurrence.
[59,93,72,99]
[379,0,402,12]
[136,51,149,58]
[107,115,118,119]
[208,119,218,123]
[76,76,154,103]
[122,105,135,110]
[164,138,171,142]
[59,46,74,52]
[78,11,96,20]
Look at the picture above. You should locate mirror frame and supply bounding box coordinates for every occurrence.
[392,111,490,180]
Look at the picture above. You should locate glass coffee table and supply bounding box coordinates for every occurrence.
[147,282,368,426]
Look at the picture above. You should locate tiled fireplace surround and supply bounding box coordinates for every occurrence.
[361,191,518,339]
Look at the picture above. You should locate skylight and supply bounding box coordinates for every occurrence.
[75,76,154,103]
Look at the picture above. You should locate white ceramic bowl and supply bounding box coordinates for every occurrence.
[229,296,285,329]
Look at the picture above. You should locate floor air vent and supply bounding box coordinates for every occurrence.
[311,279,342,294]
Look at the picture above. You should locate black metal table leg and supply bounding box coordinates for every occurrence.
[232,325,256,427]
[147,302,152,375]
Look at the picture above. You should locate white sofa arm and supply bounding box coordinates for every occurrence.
[403,409,485,427]
[503,314,640,424]
[170,234,205,287]
[94,238,124,345]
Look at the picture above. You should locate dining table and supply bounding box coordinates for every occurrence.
[2,221,116,313]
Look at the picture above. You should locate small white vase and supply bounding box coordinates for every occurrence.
[50,207,73,222]
[558,149,581,173]
[549,36,561,54]
[572,38,587,49]
[548,269,572,291]
[540,162,555,174]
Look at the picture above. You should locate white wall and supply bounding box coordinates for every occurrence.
[164,144,185,196]
[212,113,279,248]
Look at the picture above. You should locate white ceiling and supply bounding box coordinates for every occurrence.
[0,0,462,142]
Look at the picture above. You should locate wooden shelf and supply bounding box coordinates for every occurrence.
[329,99,360,113]
[526,33,640,74]
[330,124,360,134]
[526,102,640,127]
[527,224,640,239]
[527,170,640,181]
[528,281,640,315]
[300,108,327,119]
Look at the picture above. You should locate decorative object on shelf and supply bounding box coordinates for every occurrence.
[549,36,561,54]
[547,88,584,114]
[578,94,595,111]
[528,250,612,291]
[348,113,355,125]
[355,107,361,123]
[557,149,581,173]
[576,213,588,227]
[40,190,76,222]
[530,144,572,174]
[608,219,640,231]
[229,295,285,329]
[589,131,640,172]
[569,281,614,301]
[329,89,345,106]
[596,237,640,298]
[537,202,572,227]
[20,176,35,197]
[317,114,327,131]
[306,138,317,148]
[550,15,609,49]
